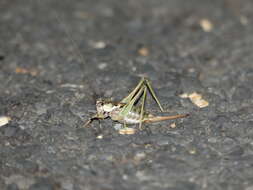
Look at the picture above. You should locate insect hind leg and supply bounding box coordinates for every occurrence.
[120,77,145,104]
[139,85,147,130]
[143,78,164,112]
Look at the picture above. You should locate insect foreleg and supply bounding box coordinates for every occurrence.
[83,114,101,128]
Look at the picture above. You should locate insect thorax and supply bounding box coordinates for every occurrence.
[96,99,121,118]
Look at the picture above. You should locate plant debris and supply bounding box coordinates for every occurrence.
[180,92,209,108]
[0,116,11,127]
[118,127,136,135]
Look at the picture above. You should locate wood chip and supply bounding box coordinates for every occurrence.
[180,92,209,108]
[15,67,38,76]
[138,47,149,56]
[0,116,11,127]
[179,93,189,98]
[119,127,136,135]
[188,92,209,108]
[199,19,213,32]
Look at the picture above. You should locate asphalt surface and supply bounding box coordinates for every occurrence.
[1,0,253,189]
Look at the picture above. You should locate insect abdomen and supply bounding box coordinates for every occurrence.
[124,111,141,124]
[123,108,150,124]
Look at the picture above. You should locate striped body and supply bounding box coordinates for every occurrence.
[95,100,188,125]
[110,106,152,124]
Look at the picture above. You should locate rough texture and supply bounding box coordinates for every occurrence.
[1,0,253,189]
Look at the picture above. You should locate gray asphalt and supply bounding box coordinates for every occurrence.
[1,0,253,189]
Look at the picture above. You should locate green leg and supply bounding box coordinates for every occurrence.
[119,85,145,117]
[119,77,164,124]
[139,85,147,130]
[120,77,145,103]
[145,78,164,112]
[123,122,127,129]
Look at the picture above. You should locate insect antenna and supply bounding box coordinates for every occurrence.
[52,11,86,66]
[84,77,105,104]
[52,10,104,103]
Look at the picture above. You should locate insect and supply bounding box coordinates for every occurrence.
[84,77,189,129]
[51,14,189,129]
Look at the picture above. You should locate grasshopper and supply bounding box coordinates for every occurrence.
[84,77,189,129]
[51,14,188,129]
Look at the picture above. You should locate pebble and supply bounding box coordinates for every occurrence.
[199,18,213,32]
[134,152,146,161]
[98,62,108,70]
[90,41,106,49]
[113,123,123,130]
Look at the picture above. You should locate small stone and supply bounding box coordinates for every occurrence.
[157,139,169,146]
[132,66,137,72]
[98,62,107,70]
[199,18,213,32]
[134,152,146,161]
[170,123,176,128]
[114,123,123,130]
[90,41,106,49]
[189,148,197,154]
[122,175,128,180]
[96,134,103,139]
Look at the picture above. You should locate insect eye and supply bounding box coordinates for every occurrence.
[96,101,103,107]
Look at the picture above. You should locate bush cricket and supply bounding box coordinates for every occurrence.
[84,77,189,129]
[51,13,188,129]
